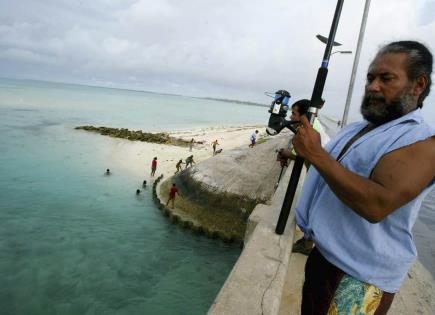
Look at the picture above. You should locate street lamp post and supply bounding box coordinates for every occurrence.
[316,35,352,57]
[316,34,342,46]
[316,37,352,126]
[341,0,371,127]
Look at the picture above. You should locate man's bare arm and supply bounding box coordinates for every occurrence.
[293,116,435,223]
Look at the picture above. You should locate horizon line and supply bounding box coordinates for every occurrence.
[0,76,266,107]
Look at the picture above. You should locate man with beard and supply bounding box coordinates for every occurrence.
[283,41,434,314]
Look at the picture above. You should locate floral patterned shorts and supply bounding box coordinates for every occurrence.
[302,247,395,315]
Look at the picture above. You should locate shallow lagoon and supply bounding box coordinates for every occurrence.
[0,78,271,314]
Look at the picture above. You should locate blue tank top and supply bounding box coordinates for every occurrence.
[295,109,435,292]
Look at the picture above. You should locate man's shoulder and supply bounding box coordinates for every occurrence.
[385,118,434,149]
[384,136,435,159]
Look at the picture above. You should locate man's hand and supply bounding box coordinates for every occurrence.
[292,115,324,163]
[277,148,291,159]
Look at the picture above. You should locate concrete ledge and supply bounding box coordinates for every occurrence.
[208,162,306,315]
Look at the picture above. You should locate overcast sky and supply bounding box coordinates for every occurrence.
[1,0,435,122]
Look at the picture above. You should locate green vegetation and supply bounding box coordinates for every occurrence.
[255,137,268,145]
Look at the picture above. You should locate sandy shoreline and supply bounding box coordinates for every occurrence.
[102,124,271,182]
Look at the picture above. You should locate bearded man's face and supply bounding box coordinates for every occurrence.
[361,52,418,125]
[361,85,415,125]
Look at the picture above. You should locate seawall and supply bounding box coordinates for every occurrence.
[207,162,435,314]
[155,134,290,243]
[207,162,302,314]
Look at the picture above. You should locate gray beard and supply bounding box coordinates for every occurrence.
[360,89,415,126]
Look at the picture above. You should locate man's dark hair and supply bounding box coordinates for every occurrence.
[377,41,433,108]
[291,99,311,116]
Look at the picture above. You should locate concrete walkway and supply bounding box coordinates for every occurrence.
[278,230,435,315]
[278,229,306,315]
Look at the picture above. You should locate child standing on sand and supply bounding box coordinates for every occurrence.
[249,130,259,148]
[151,157,157,176]
[212,139,219,155]
[175,159,184,174]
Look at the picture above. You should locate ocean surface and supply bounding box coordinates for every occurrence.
[0,78,269,315]
[0,78,434,314]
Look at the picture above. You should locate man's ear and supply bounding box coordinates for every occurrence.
[413,75,428,97]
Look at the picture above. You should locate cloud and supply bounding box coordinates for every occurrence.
[0,48,54,64]
[0,0,434,122]
[419,0,435,25]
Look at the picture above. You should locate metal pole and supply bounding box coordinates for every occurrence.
[341,0,371,127]
[275,0,345,235]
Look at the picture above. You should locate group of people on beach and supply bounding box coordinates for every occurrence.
[146,149,195,209]
[150,128,260,208]
[174,155,196,174]
[162,130,261,208]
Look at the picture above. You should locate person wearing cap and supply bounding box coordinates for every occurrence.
[278,99,325,161]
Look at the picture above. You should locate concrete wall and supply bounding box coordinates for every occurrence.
[208,162,305,315]
[208,161,435,315]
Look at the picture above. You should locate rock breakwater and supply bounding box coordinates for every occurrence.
[75,125,194,146]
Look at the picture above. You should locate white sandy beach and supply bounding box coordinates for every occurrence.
[102,124,271,180]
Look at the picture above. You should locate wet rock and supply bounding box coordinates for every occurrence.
[75,125,192,146]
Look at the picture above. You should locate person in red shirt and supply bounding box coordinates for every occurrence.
[166,183,181,209]
[151,157,157,176]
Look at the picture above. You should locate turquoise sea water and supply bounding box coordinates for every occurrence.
[0,78,269,315]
